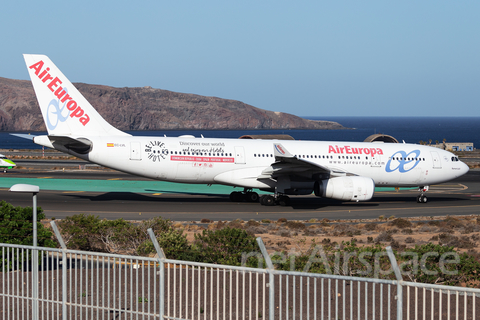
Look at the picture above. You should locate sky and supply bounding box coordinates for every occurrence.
[1,1,479,118]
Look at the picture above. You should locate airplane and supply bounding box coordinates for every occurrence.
[22,54,469,206]
[0,154,16,173]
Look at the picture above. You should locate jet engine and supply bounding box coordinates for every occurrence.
[314,176,375,201]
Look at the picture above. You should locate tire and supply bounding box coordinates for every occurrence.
[264,195,275,206]
[246,192,259,202]
[278,195,290,206]
[259,195,268,205]
[229,191,244,202]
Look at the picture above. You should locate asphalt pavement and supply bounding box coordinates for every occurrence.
[1,165,479,221]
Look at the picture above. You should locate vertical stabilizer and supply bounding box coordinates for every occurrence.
[23,54,129,137]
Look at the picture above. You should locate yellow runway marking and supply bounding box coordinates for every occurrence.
[152,193,162,195]
[37,177,53,179]
[107,178,123,180]
[62,191,85,193]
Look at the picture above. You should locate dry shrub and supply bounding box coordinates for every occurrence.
[405,237,415,243]
[418,224,437,233]
[227,219,244,229]
[245,226,267,235]
[276,228,291,237]
[364,223,377,231]
[390,239,405,250]
[461,224,480,234]
[284,221,306,230]
[439,233,475,249]
[330,224,361,237]
[389,218,412,229]
[246,219,260,227]
[276,240,291,248]
[303,229,317,236]
[375,232,393,243]
[215,221,226,229]
[438,216,465,230]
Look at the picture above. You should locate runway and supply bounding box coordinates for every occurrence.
[1,167,479,221]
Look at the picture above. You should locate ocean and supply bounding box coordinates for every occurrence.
[1,116,478,150]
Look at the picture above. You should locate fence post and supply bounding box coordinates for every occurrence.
[51,221,67,320]
[256,237,274,320]
[386,246,403,320]
[147,228,166,320]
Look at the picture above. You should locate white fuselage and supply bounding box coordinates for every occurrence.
[71,136,468,190]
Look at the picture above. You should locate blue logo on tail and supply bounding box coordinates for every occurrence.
[46,87,70,130]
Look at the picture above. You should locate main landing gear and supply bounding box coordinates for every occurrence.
[259,194,290,206]
[229,189,291,206]
[416,186,429,203]
[229,188,259,202]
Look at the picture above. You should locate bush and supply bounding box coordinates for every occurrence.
[389,218,412,229]
[0,201,55,271]
[137,229,191,260]
[58,214,175,254]
[57,214,103,251]
[402,243,480,286]
[375,232,393,243]
[284,221,306,230]
[192,227,259,266]
[0,200,55,247]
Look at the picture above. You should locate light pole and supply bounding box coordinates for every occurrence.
[9,184,40,246]
[9,183,40,320]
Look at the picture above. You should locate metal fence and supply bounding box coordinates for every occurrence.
[0,222,479,320]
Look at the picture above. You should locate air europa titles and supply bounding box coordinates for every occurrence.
[28,60,90,126]
[328,145,383,156]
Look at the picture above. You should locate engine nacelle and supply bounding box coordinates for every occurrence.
[314,176,375,201]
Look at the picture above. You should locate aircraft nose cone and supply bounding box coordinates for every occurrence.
[461,161,469,175]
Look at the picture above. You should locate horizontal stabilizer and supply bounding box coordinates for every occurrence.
[33,135,92,154]
[10,133,36,140]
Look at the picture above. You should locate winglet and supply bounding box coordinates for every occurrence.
[274,143,294,158]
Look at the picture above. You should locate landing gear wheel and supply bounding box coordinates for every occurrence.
[246,192,259,202]
[278,195,291,206]
[259,195,268,205]
[416,195,428,203]
[260,195,275,206]
[229,191,244,202]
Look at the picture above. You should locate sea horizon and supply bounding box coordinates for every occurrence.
[1,116,478,150]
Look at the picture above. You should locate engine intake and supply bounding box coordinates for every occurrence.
[314,176,375,201]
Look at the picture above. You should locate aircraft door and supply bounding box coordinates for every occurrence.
[130,142,141,160]
[234,146,246,164]
[430,151,442,169]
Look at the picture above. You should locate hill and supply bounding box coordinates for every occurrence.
[0,77,345,131]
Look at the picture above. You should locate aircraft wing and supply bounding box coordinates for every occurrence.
[258,143,350,179]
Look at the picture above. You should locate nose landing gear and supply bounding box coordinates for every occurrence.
[416,186,429,203]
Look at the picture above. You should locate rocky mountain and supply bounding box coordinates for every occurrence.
[0,77,345,132]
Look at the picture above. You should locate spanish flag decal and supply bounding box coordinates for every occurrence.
[107,143,114,147]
